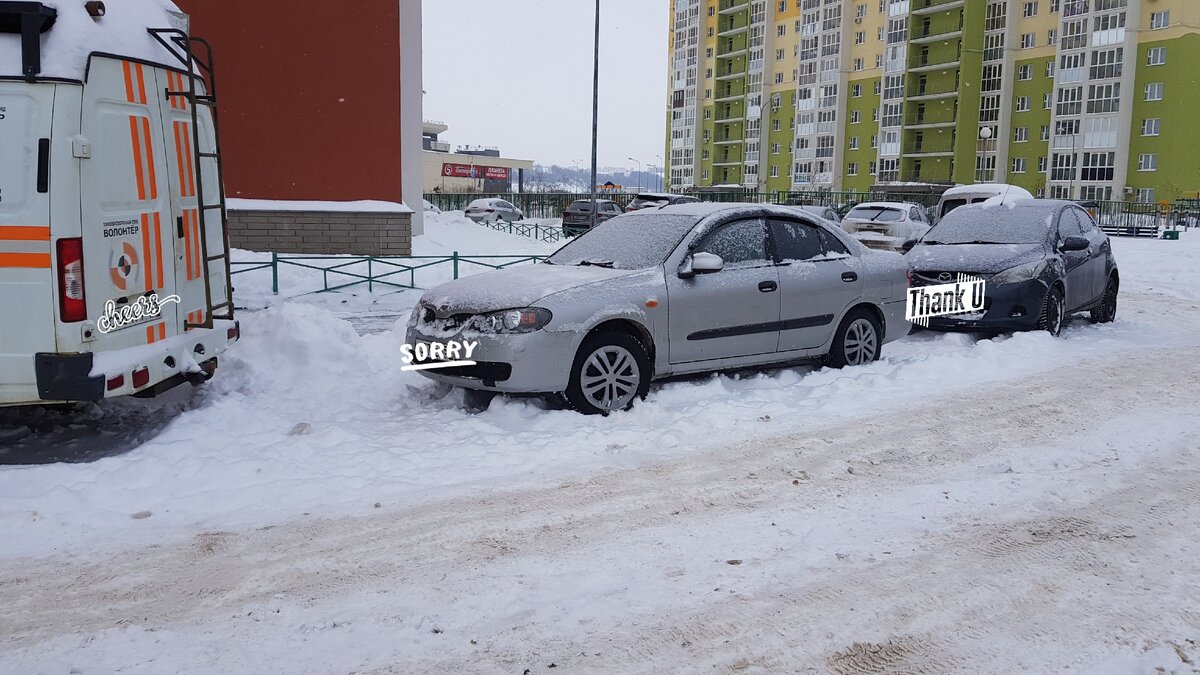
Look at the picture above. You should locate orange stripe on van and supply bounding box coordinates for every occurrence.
[141,117,158,200]
[181,123,196,197]
[173,121,186,194]
[158,323,166,341]
[129,117,147,201]
[0,253,51,268]
[135,64,148,105]
[0,226,51,241]
[152,213,164,289]
[122,61,135,102]
[146,325,156,344]
[141,213,153,292]
[182,210,193,280]
[192,208,202,277]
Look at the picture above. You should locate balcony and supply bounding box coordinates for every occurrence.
[904,114,957,129]
[910,28,964,45]
[717,16,749,37]
[718,0,749,13]
[906,83,960,100]
[911,0,966,15]
[902,137,956,156]
[714,114,745,124]
[908,52,962,73]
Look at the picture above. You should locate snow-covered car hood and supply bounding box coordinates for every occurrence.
[419,264,642,315]
[907,243,1046,275]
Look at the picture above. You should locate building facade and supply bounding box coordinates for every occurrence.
[666,0,1199,202]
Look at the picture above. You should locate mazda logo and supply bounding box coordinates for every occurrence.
[938,272,953,282]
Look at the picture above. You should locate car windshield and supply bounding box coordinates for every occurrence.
[847,206,904,222]
[922,204,1056,245]
[547,214,699,269]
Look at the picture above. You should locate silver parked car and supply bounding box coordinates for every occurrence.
[840,202,931,252]
[407,204,910,414]
[464,198,524,224]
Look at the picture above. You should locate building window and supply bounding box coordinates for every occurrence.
[1023,1,1038,17]
[1050,0,1060,11]
[772,143,782,154]
[1038,156,1048,173]
[854,58,865,71]
[1145,83,1164,101]
[703,109,711,120]
[848,162,859,176]
[1090,48,1124,80]
[1041,125,1051,141]
[869,160,877,175]
[1015,96,1031,112]
[775,72,785,84]
[1141,118,1161,136]
[850,136,860,149]
[770,165,780,178]
[1047,28,1057,45]
[1138,154,1158,171]
[1043,93,1053,109]
[1014,127,1029,142]
[871,134,878,148]
[773,119,781,131]
[1056,86,1083,116]
[1020,33,1035,49]
[872,107,880,122]
[1046,60,1055,78]
[1081,152,1115,181]
[851,110,862,123]
[1150,12,1170,30]
[1136,188,1155,203]
[1012,158,1027,173]
[1018,65,1033,80]
[1147,47,1166,66]
[855,31,865,44]
[852,84,863,97]
[778,24,786,36]
[1087,83,1121,113]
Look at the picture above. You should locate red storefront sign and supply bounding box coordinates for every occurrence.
[442,163,510,180]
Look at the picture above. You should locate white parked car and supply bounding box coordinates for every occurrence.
[423,199,442,214]
[839,202,931,252]
[935,184,1035,222]
[464,198,524,224]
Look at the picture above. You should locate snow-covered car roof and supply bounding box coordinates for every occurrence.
[0,0,186,82]
[941,184,1035,199]
[847,202,921,211]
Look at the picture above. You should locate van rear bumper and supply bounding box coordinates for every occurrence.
[33,319,239,403]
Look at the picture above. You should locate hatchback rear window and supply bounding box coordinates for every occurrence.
[847,207,904,222]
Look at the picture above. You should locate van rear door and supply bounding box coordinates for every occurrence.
[0,82,56,403]
[79,58,180,348]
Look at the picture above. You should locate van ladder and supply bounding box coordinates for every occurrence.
[148,28,234,330]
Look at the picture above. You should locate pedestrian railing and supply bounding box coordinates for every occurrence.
[229,252,547,295]
[476,218,568,243]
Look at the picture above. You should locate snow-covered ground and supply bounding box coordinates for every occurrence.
[1,218,1198,673]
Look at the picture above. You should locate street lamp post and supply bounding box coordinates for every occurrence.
[628,157,643,192]
[589,0,601,230]
[656,154,664,191]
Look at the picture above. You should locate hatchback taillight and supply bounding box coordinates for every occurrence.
[57,237,87,323]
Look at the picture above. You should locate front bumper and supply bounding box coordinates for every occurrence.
[922,279,1048,333]
[406,327,580,394]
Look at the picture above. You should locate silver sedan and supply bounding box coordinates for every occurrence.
[407,203,911,414]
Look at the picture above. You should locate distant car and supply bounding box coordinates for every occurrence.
[624,193,702,212]
[562,199,624,235]
[907,199,1118,336]
[787,204,840,224]
[839,202,931,252]
[465,198,523,224]
[935,184,1034,222]
[423,199,442,214]
[408,203,910,414]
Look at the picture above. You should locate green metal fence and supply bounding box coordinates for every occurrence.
[230,252,546,295]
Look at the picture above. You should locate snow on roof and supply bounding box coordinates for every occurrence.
[941,184,1035,199]
[227,199,414,214]
[850,201,918,210]
[0,0,187,82]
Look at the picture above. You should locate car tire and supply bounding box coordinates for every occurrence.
[826,308,882,368]
[1038,285,1065,336]
[1090,276,1118,324]
[564,331,652,415]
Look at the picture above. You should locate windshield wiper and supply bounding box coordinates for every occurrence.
[578,259,615,268]
[543,260,555,265]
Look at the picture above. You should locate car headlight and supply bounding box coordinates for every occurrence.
[991,260,1049,286]
[472,307,553,334]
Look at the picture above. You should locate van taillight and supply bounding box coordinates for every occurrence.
[57,238,87,323]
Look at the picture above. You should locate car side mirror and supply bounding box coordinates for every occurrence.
[1060,235,1089,252]
[691,252,725,274]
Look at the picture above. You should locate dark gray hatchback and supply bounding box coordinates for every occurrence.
[906,199,1119,335]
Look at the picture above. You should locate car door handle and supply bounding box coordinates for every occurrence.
[758,280,777,293]
[841,271,858,282]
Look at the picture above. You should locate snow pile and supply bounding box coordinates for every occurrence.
[0,0,186,81]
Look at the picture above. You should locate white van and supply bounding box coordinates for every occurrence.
[935,184,1035,222]
[0,1,237,407]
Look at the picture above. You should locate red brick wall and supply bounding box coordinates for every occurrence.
[174,1,402,202]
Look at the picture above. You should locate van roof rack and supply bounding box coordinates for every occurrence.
[0,1,57,81]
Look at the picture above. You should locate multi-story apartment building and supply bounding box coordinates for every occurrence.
[666,0,1200,202]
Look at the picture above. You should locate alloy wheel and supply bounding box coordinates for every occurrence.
[580,345,640,411]
[843,318,878,366]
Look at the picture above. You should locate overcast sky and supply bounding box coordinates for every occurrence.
[422,0,668,170]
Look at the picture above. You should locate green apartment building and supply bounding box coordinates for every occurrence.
[666,0,1200,202]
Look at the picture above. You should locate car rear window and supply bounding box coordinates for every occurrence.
[847,206,904,222]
